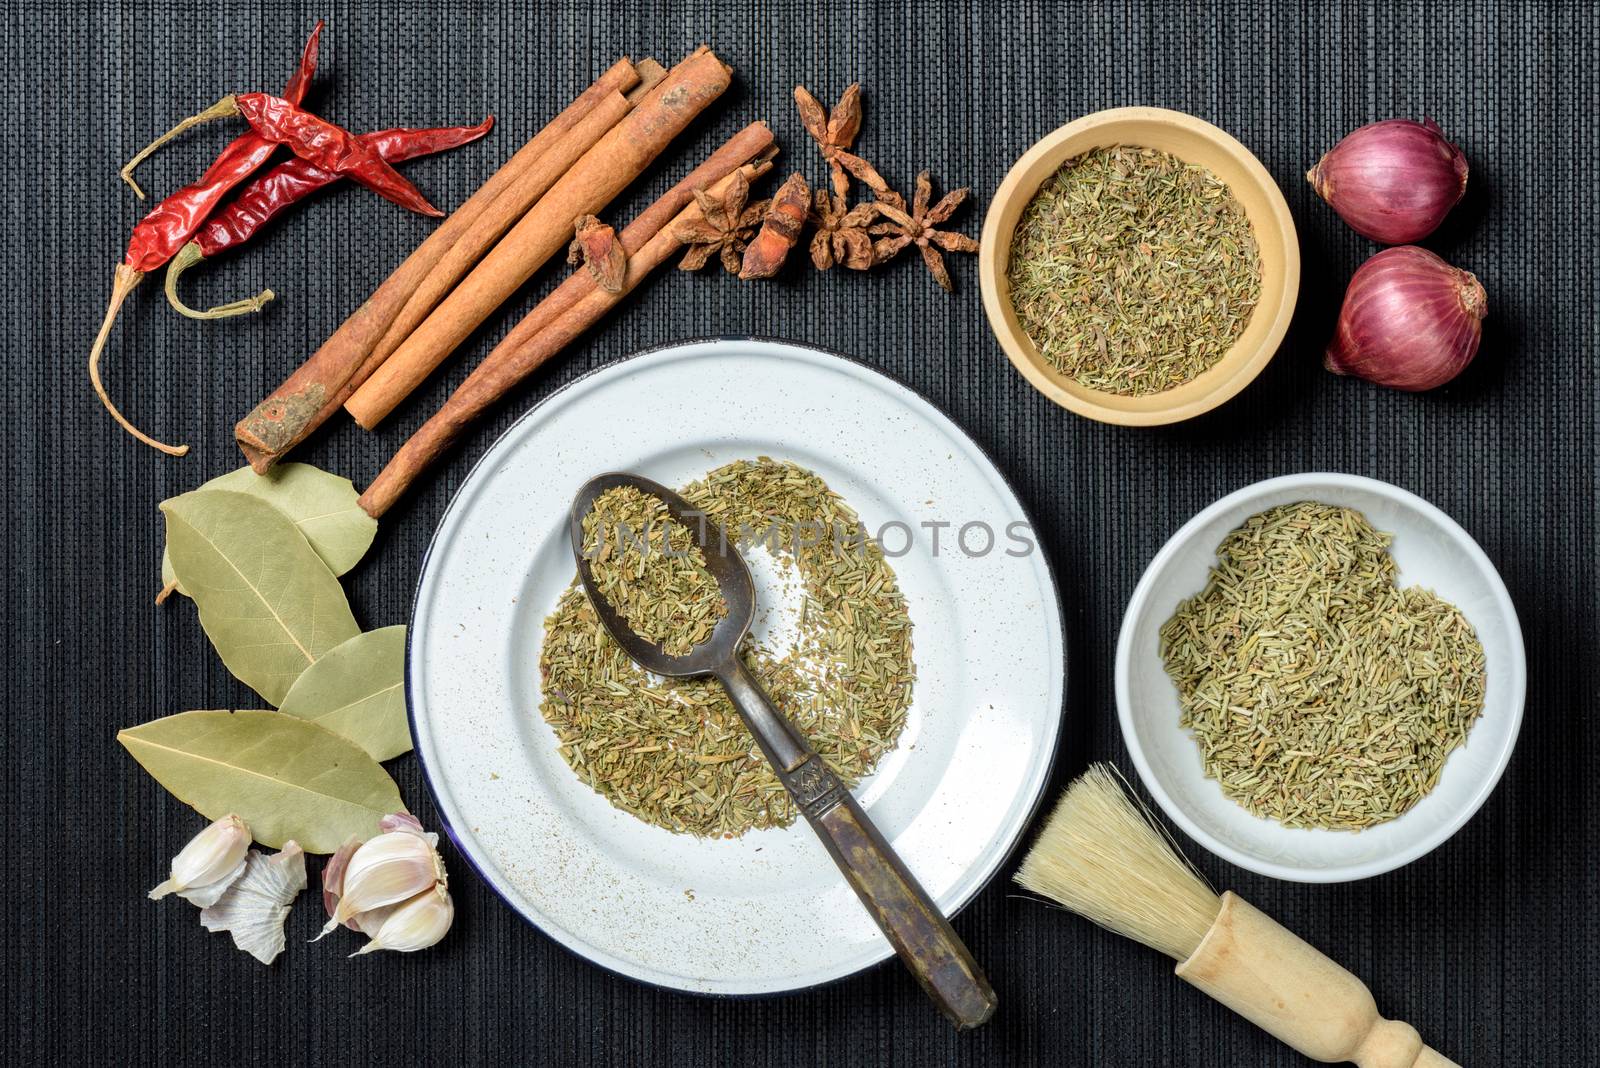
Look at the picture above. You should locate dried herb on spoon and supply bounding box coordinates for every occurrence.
[579,484,729,655]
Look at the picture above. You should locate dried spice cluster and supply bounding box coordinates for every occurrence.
[675,84,980,290]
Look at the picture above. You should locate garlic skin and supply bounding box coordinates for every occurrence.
[200,841,308,965]
[322,835,362,930]
[149,814,251,906]
[352,883,454,956]
[379,811,440,848]
[315,829,446,938]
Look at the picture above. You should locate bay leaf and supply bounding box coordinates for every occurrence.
[117,710,405,853]
[160,463,377,599]
[278,626,412,761]
[163,489,360,705]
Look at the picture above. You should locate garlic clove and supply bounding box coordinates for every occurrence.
[172,855,250,908]
[149,813,251,903]
[315,830,446,938]
[379,811,440,849]
[349,903,397,937]
[200,841,308,965]
[351,883,454,956]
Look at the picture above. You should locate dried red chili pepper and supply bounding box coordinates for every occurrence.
[93,20,323,455]
[124,92,444,220]
[165,119,493,319]
[121,22,321,270]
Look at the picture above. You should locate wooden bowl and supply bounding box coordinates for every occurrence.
[978,107,1300,426]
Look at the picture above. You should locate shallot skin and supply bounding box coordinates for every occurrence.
[1308,118,1468,244]
[1325,246,1486,391]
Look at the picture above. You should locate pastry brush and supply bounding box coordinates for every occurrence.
[1016,764,1459,1067]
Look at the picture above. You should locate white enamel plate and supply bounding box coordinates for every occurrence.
[409,339,1063,994]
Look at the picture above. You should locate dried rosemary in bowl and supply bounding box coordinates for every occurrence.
[579,484,728,657]
[1008,145,1261,395]
[541,459,914,837]
[1159,502,1486,830]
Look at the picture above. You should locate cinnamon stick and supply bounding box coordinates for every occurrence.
[465,122,775,376]
[344,47,733,430]
[358,135,777,518]
[232,57,644,472]
[363,60,669,377]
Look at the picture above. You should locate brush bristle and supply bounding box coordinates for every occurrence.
[1015,763,1221,961]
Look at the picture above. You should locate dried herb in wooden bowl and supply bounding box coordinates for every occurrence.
[1008,145,1261,395]
[1159,502,1486,830]
[541,459,914,837]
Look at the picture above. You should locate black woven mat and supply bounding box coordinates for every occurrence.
[7,1,1596,1063]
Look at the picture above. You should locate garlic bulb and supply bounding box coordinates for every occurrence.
[200,841,307,965]
[352,883,455,956]
[149,814,251,906]
[316,827,446,938]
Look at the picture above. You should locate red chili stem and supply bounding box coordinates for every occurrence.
[121,19,323,272]
[88,266,190,455]
[165,119,493,320]
[235,93,444,217]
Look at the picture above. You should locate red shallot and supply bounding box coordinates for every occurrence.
[1325,246,1486,391]
[1307,119,1468,244]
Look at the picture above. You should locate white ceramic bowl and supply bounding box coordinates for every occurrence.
[1116,474,1525,882]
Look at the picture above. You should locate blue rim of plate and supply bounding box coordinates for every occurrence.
[405,336,1066,999]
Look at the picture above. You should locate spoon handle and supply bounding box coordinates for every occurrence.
[719,657,997,1029]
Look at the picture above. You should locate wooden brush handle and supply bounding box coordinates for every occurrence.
[1175,893,1459,1067]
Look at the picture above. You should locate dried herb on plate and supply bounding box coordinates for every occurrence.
[1007,145,1261,395]
[1159,501,1486,830]
[543,458,914,838]
[579,485,729,656]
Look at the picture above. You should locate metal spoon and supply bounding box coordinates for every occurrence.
[569,472,997,1029]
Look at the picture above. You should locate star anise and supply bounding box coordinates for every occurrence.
[809,190,879,271]
[793,83,890,199]
[870,172,981,291]
[675,171,767,274]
